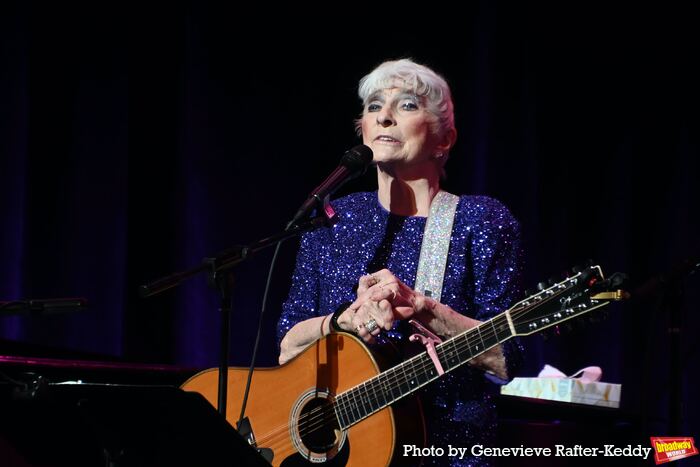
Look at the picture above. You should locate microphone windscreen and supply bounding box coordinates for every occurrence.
[340,145,373,174]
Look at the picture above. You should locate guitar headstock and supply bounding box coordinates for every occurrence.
[509,265,625,336]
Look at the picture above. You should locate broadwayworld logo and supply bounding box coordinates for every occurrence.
[650,437,698,464]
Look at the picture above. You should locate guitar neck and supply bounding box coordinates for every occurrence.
[332,265,618,431]
[333,312,513,430]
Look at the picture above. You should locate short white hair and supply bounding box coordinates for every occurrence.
[356,58,455,138]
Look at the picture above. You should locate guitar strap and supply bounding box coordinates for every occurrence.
[413,190,459,302]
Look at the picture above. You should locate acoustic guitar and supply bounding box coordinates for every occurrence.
[181,264,625,466]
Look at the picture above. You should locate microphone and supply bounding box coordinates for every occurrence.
[289,144,373,227]
[0,298,88,316]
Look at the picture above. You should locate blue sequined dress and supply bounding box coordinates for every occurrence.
[277,192,524,466]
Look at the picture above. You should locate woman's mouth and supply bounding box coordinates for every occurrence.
[374,135,401,144]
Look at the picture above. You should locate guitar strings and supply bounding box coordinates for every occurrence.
[254,285,585,452]
[255,293,567,451]
[256,292,574,453]
[253,311,509,449]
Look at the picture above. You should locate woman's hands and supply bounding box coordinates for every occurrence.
[334,269,430,343]
[280,269,419,363]
[284,268,508,378]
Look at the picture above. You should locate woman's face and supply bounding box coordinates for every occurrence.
[360,87,443,174]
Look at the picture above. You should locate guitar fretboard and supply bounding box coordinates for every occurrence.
[333,314,513,429]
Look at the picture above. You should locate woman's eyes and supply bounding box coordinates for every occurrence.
[366,99,419,113]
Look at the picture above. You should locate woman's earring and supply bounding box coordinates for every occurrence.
[435,153,444,159]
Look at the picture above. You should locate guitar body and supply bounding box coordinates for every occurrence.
[181,265,618,466]
[181,333,425,466]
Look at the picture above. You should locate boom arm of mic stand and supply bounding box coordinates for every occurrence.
[139,214,332,298]
[138,213,334,419]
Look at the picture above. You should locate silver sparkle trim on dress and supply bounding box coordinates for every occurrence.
[414,191,459,302]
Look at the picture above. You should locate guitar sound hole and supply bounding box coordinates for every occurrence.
[299,397,339,453]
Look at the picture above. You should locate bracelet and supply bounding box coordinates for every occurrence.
[320,314,330,337]
[329,301,353,333]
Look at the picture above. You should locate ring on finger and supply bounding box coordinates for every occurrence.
[365,318,379,333]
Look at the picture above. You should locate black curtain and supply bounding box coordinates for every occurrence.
[2,2,698,438]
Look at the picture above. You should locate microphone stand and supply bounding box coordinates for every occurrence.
[140,211,336,419]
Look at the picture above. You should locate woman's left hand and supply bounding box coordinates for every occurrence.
[356,268,436,319]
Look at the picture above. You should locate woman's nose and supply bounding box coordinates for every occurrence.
[376,108,395,127]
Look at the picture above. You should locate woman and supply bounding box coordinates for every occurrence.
[278,58,523,466]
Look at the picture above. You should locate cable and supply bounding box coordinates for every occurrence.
[237,239,285,428]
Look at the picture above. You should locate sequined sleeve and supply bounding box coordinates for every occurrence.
[276,230,322,350]
[469,196,524,380]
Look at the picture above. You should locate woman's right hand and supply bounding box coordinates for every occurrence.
[334,295,395,343]
[334,272,382,329]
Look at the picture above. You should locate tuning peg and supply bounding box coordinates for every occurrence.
[571,265,583,274]
[524,288,534,298]
[547,277,558,287]
[537,282,547,291]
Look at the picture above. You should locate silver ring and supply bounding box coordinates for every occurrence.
[365,318,379,333]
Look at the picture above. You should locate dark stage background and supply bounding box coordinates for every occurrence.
[2,2,698,445]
